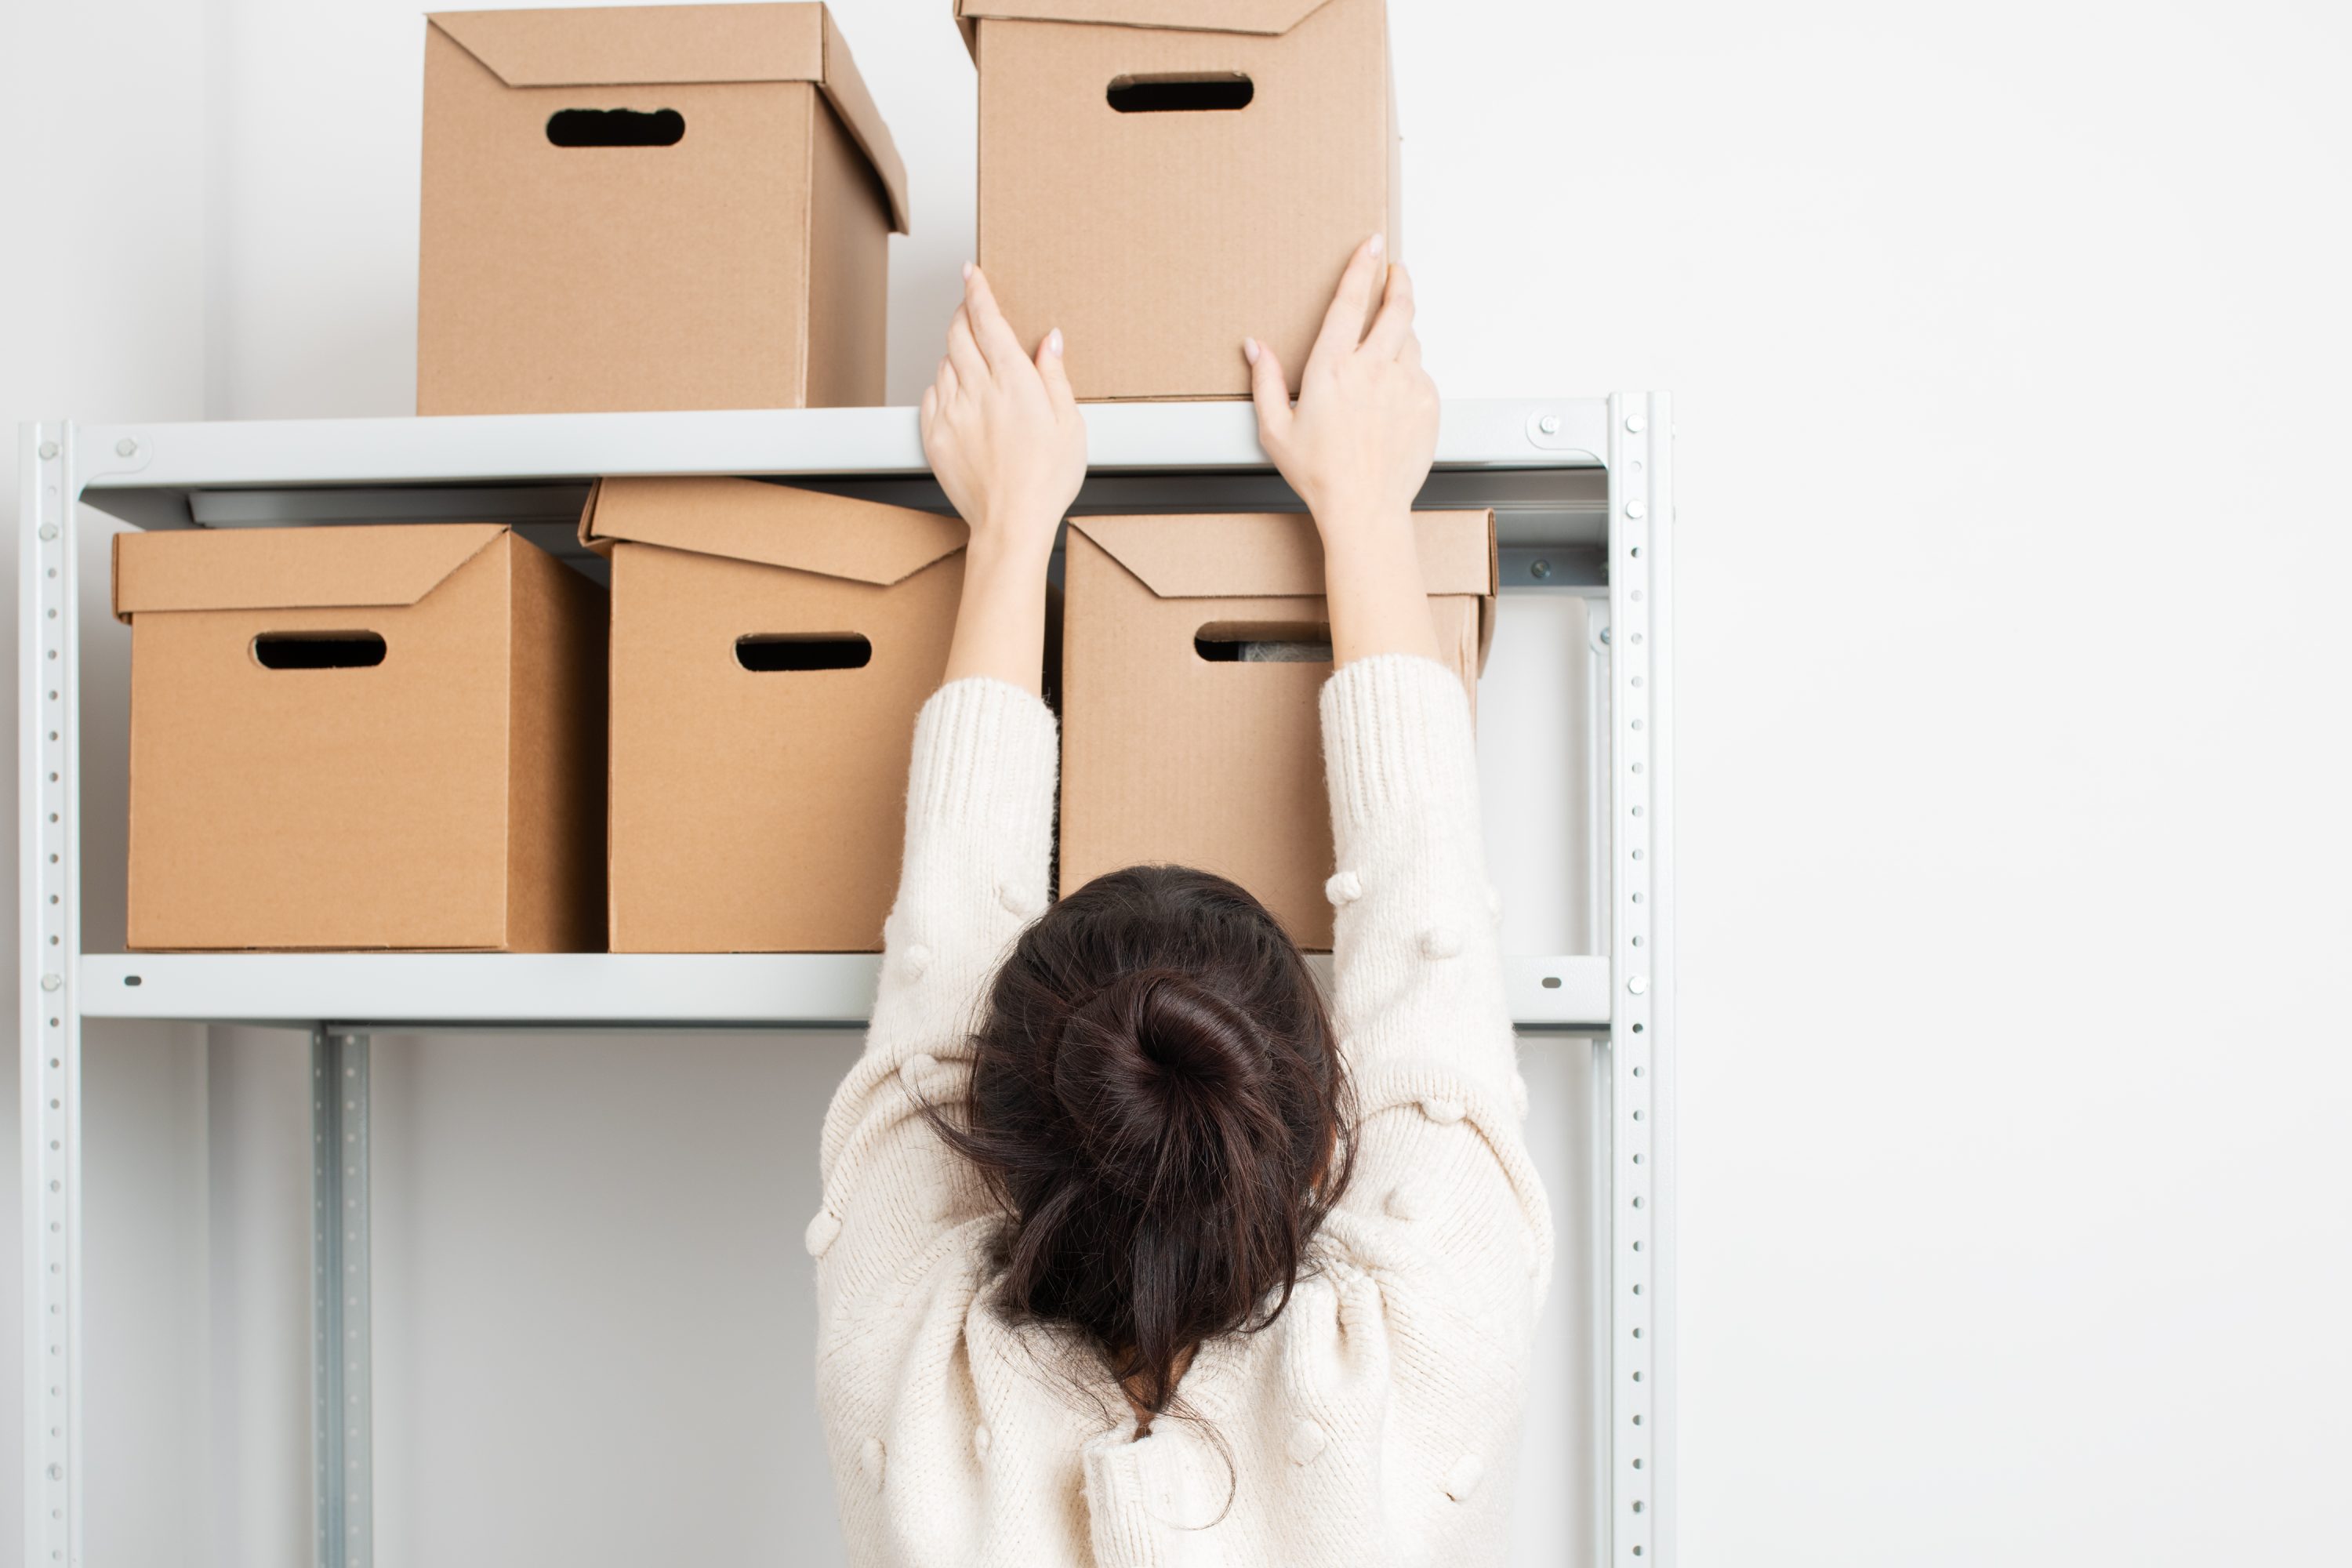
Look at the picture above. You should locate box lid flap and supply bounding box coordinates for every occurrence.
[815,7,911,233]
[112,524,506,622]
[1069,510,1494,599]
[954,0,1332,38]
[429,3,909,231]
[580,477,967,586]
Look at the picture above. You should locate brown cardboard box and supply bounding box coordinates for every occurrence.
[419,3,910,415]
[1059,510,1494,948]
[582,477,969,952]
[115,524,607,951]
[960,0,1399,401]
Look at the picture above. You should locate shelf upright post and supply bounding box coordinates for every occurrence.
[1603,393,1675,1566]
[20,421,85,1568]
[310,1029,375,1568]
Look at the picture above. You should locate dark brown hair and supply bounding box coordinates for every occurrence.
[935,865,1352,1420]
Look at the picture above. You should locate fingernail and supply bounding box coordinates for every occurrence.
[962,260,974,281]
[1243,336,1260,365]
[1046,328,1064,358]
[1368,232,1385,259]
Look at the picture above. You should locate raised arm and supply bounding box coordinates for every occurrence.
[810,267,1083,1311]
[1250,246,1550,1433]
[1243,239,1513,1087]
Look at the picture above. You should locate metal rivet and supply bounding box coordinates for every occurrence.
[40,974,60,993]
[38,523,58,542]
[115,438,137,457]
[38,440,60,460]
[1626,499,1646,519]
[1530,559,1552,580]
[1627,975,1648,995]
[1626,414,1646,433]
[1599,627,1612,644]
[1538,412,1561,434]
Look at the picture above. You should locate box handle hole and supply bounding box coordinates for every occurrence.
[546,108,686,148]
[1194,621,1331,664]
[736,633,873,673]
[1107,74,1254,114]
[252,632,387,670]
[1541,975,1562,990]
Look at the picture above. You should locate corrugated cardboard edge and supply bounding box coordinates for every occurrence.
[506,535,609,953]
[953,0,1336,56]
[1068,511,1495,601]
[112,523,509,623]
[579,477,967,586]
[429,4,909,232]
[1475,510,1498,673]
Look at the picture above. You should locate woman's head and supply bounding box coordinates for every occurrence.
[938,865,1351,1417]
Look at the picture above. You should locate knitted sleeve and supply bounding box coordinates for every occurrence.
[1319,654,1553,1312]
[806,677,1058,1312]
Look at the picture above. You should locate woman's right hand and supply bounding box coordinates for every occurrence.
[1244,236,1444,667]
[1243,234,1439,542]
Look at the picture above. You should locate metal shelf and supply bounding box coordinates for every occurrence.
[19,396,1672,1568]
[73,397,1605,495]
[76,952,1613,1030]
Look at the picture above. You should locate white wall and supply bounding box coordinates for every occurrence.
[5,0,2350,1565]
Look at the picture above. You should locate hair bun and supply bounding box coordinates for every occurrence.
[933,864,1351,1421]
[1051,969,1279,1197]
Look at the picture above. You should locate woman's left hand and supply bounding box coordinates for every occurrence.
[921,264,1086,568]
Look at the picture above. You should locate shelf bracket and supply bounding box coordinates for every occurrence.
[311,1028,373,1568]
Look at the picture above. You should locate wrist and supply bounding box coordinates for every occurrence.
[1312,504,1417,554]
[963,524,1056,578]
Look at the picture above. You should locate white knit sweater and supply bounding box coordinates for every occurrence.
[811,655,1552,1566]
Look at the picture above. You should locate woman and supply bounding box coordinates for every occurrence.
[811,236,1552,1565]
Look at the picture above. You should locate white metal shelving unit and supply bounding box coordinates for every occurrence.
[16,395,1673,1566]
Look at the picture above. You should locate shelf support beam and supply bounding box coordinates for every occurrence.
[311,1028,374,1568]
[1603,392,1675,1567]
[20,420,84,1568]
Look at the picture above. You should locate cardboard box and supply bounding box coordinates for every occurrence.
[581,477,969,952]
[419,3,910,415]
[1059,510,1494,949]
[115,524,608,951]
[960,0,1399,401]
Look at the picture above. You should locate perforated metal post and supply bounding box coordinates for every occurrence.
[1604,393,1675,1566]
[311,1029,373,1568]
[20,422,84,1568]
